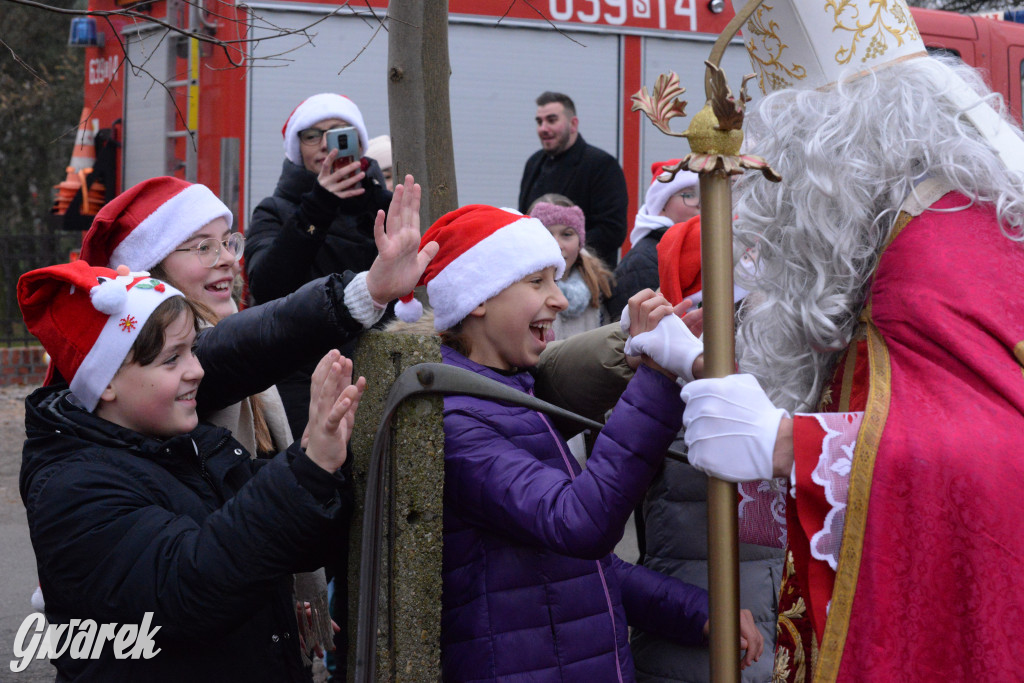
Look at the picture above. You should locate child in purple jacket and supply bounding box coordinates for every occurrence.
[394,205,763,682]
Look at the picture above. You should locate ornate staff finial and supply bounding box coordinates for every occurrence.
[631,64,781,181]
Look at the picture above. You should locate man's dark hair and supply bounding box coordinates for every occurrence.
[536,92,576,117]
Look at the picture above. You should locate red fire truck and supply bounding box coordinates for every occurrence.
[58,0,1024,240]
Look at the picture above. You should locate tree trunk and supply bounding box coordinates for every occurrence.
[387,1,458,230]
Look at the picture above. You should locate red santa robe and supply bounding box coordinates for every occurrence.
[775,191,1024,682]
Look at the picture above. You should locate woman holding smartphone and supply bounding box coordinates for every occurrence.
[246,93,392,316]
[245,93,392,436]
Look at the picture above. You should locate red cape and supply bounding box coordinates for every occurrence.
[788,193,1024,681]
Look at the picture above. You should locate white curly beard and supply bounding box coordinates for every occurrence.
[732,55,1024,413]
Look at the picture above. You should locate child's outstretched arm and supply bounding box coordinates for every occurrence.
[304,350,366,473]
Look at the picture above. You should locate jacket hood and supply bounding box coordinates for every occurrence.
[274,159,318,202]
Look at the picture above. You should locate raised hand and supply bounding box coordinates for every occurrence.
[304,350,366,473]
[364,175,440,305]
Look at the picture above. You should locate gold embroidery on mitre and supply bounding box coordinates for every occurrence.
[826,0,921,66]
[747,3,808,93]
[1014,340,1024,379]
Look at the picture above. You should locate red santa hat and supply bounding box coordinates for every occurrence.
[282,93,370,166]
[657,215,704,309]
[657,216,750,311]
[18,261,184,411]
[644,159,699,217]
[394,205,566,331]
[82,177,233,271]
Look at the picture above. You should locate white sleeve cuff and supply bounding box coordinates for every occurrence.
[343,271,386,329]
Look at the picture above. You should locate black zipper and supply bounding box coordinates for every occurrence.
[194,435,231,504]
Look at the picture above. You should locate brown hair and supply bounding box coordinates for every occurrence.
[126,296,201,367]
[536,92,576,117]
[439,322,472,358]
[528,193,574,212]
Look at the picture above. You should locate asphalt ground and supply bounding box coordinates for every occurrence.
[0,382,53,682]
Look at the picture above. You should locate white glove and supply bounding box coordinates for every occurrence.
[680,374,787,482]
[619,304,631,335]
[623,313,704,384]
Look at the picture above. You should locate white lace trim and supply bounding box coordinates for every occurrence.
[805,412,863,571]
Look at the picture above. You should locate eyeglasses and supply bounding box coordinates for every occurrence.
[679,190,700,208]
[298,127,330,146]
[173,233,246,268]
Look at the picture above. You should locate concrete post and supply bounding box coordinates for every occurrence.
[347,330,445,682]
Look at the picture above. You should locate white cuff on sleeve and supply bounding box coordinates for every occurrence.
[343,271,387,329]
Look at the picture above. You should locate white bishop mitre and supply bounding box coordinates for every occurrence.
[731,0,1024,173]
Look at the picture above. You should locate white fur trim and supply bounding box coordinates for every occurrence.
[645,170,698,217]
[108,184,232,271]
[395,297,423,323]
[629,208,675,246]
[428,216,565,330]
[283,94,370,166]
[70,280,184,411]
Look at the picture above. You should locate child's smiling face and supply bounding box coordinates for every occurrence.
[159,218,239,320]
[97,310,205,438]
[462,266,568,370]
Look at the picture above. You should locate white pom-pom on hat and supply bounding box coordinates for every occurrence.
[89,278,128,315]
[395,295,423,323]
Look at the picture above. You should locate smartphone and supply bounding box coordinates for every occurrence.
[325,126,359,168]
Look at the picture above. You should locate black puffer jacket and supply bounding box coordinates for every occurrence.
[245,158,391,305]
[605,228,668,321]
[21,387,352,682]
[194,271,363,416]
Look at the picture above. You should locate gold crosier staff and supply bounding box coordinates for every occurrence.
[631,3,777,680]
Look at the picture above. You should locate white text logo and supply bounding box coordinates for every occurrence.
[10,612,161,673]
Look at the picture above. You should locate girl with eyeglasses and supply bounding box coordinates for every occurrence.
[81,175,431,457]
[606,161,701,321]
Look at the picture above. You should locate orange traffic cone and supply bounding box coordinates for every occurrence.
[51,106,98,216]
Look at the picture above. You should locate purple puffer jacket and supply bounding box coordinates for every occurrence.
[440,346,710,682]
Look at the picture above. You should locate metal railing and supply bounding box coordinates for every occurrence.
[0,231,84,346]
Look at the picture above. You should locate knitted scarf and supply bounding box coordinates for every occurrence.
[557,267,592,319]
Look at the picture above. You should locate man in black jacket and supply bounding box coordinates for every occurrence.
[518,92,628,267]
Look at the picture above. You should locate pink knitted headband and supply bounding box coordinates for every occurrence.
[529,203,586,247]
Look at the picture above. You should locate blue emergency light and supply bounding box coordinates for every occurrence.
[68,17,104,48]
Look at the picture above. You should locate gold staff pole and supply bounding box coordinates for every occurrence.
[631,5,776,679]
